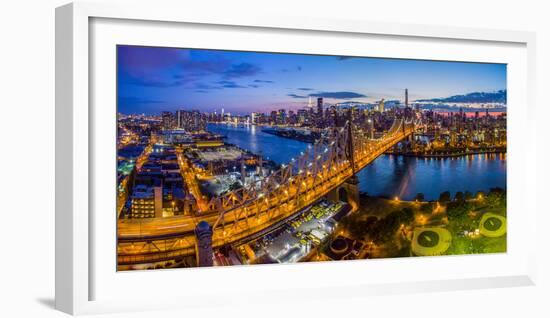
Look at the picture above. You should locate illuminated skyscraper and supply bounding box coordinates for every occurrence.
[175,110,206,132]
[317,97,324,115]
[251,112,259,125]
[161,111,174,130]
[317,97,324,127]
[378,99,385,112]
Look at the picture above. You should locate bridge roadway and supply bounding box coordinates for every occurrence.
[117,119,415,266]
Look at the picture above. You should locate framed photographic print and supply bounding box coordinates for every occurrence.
[56,1,537,315]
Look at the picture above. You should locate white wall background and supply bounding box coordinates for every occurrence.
[0,0,547,317]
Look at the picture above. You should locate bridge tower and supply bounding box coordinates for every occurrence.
[326,109,360,209]
[343,109,360,209]
[194,221,213,267]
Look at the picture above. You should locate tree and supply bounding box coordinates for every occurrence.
[366,207,416,244]
[415,193,425,202]
[439,191,451,204]
[365,216,378,227]
[420,203,433,214]
[487,187,506,207]
[464,191,473,201]
[455,191,464,202]
[447,201,467,217]
[397,208,414,225]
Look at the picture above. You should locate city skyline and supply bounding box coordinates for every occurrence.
[116,45,507,270]
[117,45,507,115]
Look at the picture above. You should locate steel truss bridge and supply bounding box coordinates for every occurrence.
[118,117,417,266]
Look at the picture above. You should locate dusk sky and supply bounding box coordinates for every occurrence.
[117,45,506,115]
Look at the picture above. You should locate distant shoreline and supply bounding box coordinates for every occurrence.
[386,149,506,158]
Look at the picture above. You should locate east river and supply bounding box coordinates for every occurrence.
[207,123,506,200]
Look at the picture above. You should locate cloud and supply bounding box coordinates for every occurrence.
[179,59,230,74]
[288,93,307,99]
[309,91,366,99]
[123,73,186,87]
[254,79,274,83]
[248,84,260,88]
[118,96,164,105]
[281,66,302,73]
[193,80,251,90]
[215,80,246,88]
[223,63,262,79]
[119,46,262,87]
[194,83,222,90]
[118,46,182,71]
[297,87,314,91]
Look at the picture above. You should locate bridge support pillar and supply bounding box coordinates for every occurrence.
[343,175,360,210]
[326,188,339,202]
[194,221,213,267]
[326,175,360,210]
[393,143,399,153]
[408,133,415,150]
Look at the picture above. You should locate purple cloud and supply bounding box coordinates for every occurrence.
[309,91,366,99]
[254,79,274,83]
[223,63,262,79]
[215,80,246,88]
[123,73,186,87]
[118,96,164,106]
[288,93,307,98]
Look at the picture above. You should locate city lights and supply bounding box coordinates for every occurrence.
[116,46,507,270]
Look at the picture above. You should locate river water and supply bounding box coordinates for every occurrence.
[207,123,506,200]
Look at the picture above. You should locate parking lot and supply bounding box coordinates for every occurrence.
[242,200,349,264]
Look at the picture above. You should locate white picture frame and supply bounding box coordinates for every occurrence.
[55,1,537,315]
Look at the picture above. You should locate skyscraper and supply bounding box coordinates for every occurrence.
[378,99,385,113]
[317,97,324,127]
[161,111,174,130]
[251,112,260,125]
[317,97,324,115]
[278,108,287,124]
[175,110,206,132]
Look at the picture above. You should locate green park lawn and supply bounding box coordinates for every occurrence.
[340,192,507,258]
[444,199,507,255]
[412,227,452,256]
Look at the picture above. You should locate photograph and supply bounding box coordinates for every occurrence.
[116,45,507,271]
